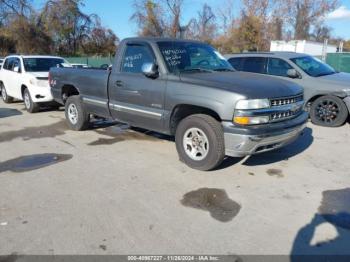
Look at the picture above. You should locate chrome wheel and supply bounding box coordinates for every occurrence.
[24,91,31,109]
[183,127,209,161]
[315,99,340,124]
[68,103,78,125]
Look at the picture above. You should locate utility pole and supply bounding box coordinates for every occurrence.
[322,39,328,61]
[339,41,344,53]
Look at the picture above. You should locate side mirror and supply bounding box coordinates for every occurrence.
[13,66,20,73]
[287,69,299,79]
[142,63,159,79]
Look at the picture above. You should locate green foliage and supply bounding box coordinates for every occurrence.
[0,0,118,56]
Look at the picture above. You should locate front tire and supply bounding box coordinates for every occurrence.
[23,88,39,113]
[1,84,14,103]
[310,95,348,127]
[65,95,90,131]
[175,114,225,171]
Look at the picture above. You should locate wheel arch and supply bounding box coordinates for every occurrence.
[169,104,222,135]
[21,84,28,98]
[61,84,80,104]
[307,92,348,105]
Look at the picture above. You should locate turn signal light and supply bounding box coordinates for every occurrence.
[233,116,269,125]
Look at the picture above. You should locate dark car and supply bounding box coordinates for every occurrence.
[50,38,308,171]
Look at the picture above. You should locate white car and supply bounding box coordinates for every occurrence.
[0,55,67,113]
[70,63,90,69]
[0,58,4,69]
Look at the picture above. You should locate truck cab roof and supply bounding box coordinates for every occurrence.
[122,37,207,45]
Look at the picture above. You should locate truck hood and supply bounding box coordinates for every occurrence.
[179,71,303,99]
[28,72,49,79]
[318,72,350,88]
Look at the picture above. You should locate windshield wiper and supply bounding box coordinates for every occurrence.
[213,68,235,72]
[180,68,214,73]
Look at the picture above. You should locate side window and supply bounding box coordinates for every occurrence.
[3,58,12,70]
[242,57,267,74]
[267,58,293,77]
[121,44,155,73]
[228,58,244,71]
[12,58,21,72]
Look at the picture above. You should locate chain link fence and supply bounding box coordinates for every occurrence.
[64,57,113,68]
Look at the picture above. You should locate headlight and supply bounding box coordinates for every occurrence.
[29,78,37,85]
[30,78,48,87]
[235,99,270,110]
[234,116,269,125]
[343,89,350,95]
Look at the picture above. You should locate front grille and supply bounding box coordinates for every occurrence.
[270,94,303,107]
[270,108,302,122]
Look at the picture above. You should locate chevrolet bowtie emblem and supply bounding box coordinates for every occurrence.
[291,104,300,113]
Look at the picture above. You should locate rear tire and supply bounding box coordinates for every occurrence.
[175,114,225,171]
[310,95,348,127]
[1,83,14,103]
[23,88,39,113]
[65,95,90,131]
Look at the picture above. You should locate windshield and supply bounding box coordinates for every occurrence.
[290,56,337,77]
[157,41,234,74]
[23,58,66,72]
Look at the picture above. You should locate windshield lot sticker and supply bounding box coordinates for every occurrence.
[124,53,143,68]
[162,49,187,67]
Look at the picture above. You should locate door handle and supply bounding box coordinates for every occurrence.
[115,80,123,87]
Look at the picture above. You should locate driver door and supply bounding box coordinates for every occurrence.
[10,58,23,99]
[109,42,167,132]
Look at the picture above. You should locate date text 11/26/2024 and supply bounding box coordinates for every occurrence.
[128,256,222,261]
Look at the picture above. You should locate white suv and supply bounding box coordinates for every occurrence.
[0,55,68,113]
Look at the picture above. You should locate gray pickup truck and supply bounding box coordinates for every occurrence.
[50,37,308,171]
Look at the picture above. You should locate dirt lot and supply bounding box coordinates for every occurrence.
[0,100,350,256]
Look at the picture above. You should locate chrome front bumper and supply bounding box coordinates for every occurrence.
[224,122,307,158]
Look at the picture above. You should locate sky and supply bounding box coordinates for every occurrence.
[34,0,350,40]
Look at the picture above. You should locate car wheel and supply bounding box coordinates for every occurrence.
[310,95,348,127]
[1,83,14,103]
[23,88,39,113]
[65,95,90,131]
[175,114,225,171]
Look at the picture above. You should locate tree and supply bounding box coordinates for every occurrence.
[131,0,190,38]
[130,0,166,37]
[82,20,119,56]
[235,13,264,51]
[0,0,119,56]
[279,0,339,39]
[216,0,235,35]
[5,15,52,54]
[235,0,271,51]
[40,0,97,55]
[343,41,350,52]
[311,24,332,42]
[0,0,33,54]
[0,0,32,22]
[187,4,217,43]
[163,0,183,37]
